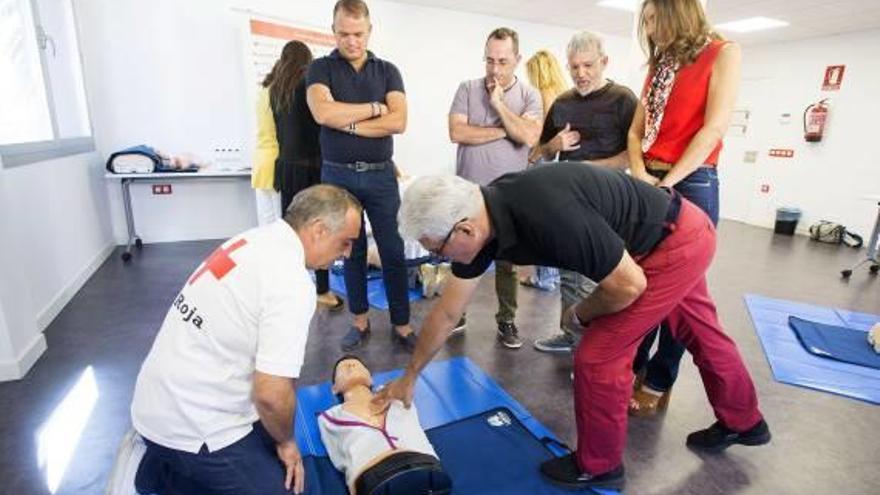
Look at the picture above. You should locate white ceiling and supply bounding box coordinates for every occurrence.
[389,0,880,45]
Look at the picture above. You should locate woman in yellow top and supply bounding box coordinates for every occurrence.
[252,54,282,225]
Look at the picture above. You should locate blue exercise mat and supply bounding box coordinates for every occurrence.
[789,316,880,369]
[327,261,497,311]
[294,357,617,495]
[427,407,580,495]
[744,294,880,404]
[328,271,422,311]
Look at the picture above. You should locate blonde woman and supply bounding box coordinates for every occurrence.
[525,50,568,165]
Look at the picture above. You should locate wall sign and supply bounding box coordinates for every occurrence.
[822,65,845,91]
[248,19,335,89]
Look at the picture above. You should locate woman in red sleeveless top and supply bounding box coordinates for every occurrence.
[626,0,742,416]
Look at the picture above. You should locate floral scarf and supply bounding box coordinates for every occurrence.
[641,40,710,153]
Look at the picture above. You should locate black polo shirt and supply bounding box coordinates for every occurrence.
[539,81,637,162]
[452,162,671,283]
[306,49,405,164]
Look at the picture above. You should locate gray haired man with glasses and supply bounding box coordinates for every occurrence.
[446,27,543,348]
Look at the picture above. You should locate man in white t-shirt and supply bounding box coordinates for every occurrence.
[131,184,362,495]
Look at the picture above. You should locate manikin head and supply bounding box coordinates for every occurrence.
[331,355,373,402]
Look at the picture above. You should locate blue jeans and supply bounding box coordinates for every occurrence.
[559,270,598,337]
[529,158,561,292]
[633,166,719,391]
[134,422,290,495]
[531,265,560,291]
[322,162,410,326]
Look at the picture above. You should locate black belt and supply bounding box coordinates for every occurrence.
[324,160,390,172]
[355,451,446,495]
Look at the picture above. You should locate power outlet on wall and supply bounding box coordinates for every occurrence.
[151,184,173,195]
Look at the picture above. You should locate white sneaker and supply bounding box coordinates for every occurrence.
[451,315,467,335]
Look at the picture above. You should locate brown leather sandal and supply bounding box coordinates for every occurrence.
[628,386,672,417]
[317,293,345,312]
[633,369,646,391]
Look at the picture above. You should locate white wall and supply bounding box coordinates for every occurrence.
[0,168,46,380]
[74,0,258,244]
[0,149,113,380]
[0,155,40,381]
[718,29,880,238]
[74,0,632,244]
[0,303,15,374]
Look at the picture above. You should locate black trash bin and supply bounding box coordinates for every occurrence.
[774,207,802,235]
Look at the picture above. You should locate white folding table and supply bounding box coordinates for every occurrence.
[105,170,251,261]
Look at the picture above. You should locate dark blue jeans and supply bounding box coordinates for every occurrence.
[322,162,410,326]
[134,422,291,495]
[633,166,720,391]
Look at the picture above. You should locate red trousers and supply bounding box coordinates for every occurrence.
[573,199,763,475]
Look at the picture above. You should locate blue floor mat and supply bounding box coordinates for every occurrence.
[789,316,880,369]
[328,271,422,311]
[294,357,617,495]
[744,294,880,404]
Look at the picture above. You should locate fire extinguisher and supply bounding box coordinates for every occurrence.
[804,99,829,142]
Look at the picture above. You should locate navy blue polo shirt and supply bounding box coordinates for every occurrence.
[306,49,405,164]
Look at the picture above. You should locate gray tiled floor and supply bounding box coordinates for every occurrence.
[1,220,879,494]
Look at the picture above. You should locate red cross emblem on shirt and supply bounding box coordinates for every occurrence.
[188,238,248,285]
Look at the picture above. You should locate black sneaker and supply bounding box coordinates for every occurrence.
[340,323,371,352]
[539,454,625,490]
[451,315,467,335]
[392,330,418,352]
[497,321,523,349]
[533,332,575,353]
[686,419,771,453]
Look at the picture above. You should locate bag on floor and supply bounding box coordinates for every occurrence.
[808,221,863,248]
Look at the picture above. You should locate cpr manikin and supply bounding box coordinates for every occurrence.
[318,356,452,495]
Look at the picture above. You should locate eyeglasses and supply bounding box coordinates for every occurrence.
[430,218,467,256]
